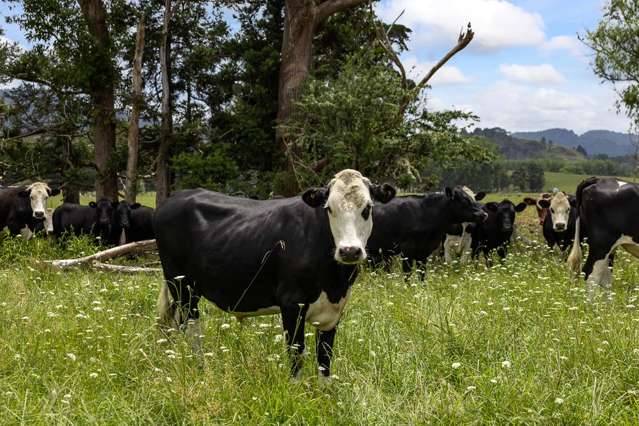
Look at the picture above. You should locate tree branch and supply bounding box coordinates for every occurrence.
[400,23,474,114]
[316,0,368,24]
[375,9,407,90]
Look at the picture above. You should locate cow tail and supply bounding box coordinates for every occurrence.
[156,280,177,329]
[567,177,598,277]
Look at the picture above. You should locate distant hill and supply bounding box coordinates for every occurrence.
[513,128,637,157]
[471,127,584,160]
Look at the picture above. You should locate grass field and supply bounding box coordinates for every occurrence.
[3,206,639,423]
[544,172,639,193]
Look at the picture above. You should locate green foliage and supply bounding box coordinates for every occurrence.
[511,162,545,192]
[584,0,639,130]
[282,50,492,190]
[172,145,239,192]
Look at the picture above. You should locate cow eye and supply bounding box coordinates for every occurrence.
[361,205,371,220]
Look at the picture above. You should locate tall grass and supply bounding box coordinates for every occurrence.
[2,227,639,423]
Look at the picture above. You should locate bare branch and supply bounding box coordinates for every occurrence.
[400,23,474,114]
[316,0,368,24]
[374,8,407,90]
[46,239,157,269]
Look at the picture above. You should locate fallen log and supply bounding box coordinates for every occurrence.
[92,262,161,274]
[47,239,158,270]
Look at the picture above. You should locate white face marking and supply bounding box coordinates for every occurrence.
[306,289,351,331]
[617,180,629,188]
[324,170,373,264]
[549,192,571,232]
[27,182,51,219]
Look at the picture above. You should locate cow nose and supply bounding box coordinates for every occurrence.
[555,223,566,231]
[338,246,363,262]
[34,211,44,219]
[479,211,488,222]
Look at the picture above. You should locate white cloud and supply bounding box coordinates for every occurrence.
[403,56,470,85]
[377,0,545,51]
[462,81,629,133]
[540,35,587,58]
[499,63,566,85]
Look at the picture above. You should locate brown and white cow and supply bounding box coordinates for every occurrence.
[523,192,552,225]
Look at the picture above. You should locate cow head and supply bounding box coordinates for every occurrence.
[17,182,60,219]
[485,200,527,233]
[302,169,396,264]
[523,193,551,225]
[538,192,574,232]
[115,201,141,230]
[445,186,488,224]
[89,198,118,238]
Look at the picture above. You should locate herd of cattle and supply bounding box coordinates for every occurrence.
[1,171,638,379]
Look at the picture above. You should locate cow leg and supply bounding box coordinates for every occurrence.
[281,305,308,379]
[402,258,413,275]
[497,246,507,261]
[583,243,614,302]
[316,327,337,381]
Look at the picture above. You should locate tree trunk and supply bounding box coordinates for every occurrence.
[125,16,145,204]
[275,0,366,196]
[78,0,118,201]
[155,0,174,208]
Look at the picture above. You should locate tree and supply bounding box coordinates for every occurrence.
[584,0,639,128]
[125,14,145,204]
[576,144,588,157]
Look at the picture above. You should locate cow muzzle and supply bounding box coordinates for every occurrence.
[475,211,488,223]
[554,222,567,232]
[336,245,365,264]
[33,210,45,219]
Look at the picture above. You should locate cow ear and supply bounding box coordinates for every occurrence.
[485,202,498,212]
[523,197,537,206]
[131,203,141,209]
[569,197,577,208]
[370,183,396,204]
[302,187,329,208]
[18,190,29,198]
[49,188,61,196]
[515,202,528,213]
[444,187,454,199]
[89,202,97,208]
[474,192,486,201]
[538,199,550,209]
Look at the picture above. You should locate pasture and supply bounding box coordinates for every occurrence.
[544,171,638,192]
[2,205,639,424]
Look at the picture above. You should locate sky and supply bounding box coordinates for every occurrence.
[0,0,629,134]
[376,0,629,134]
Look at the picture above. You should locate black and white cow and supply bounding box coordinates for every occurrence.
[366,187,487,276]
[470,199,527,263]
[0,182,60,236]
[53,199,120,245]
[442,187,486,264]
[538,191,576,251]
[568,177,639,299]
[154,169,395,379]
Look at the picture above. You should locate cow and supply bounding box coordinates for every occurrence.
[470,199,527,263]
[53,199,120,245]
[523,193,552,225]
[538,191,576,251]
[366,186,488,276]
[568,177,639,299]
[442,187,486,264]
[0,182,60,236]
[114,201,155,243]
[153,169,396,380]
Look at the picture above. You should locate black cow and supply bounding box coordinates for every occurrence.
[154,169,395,379]
[53,199,120,244]
[470,199,527,263]
[115,201,155,243]
[0,182,59,236]
[538,192,576,251]
[366,187,487,276]
[568,177,639,298]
